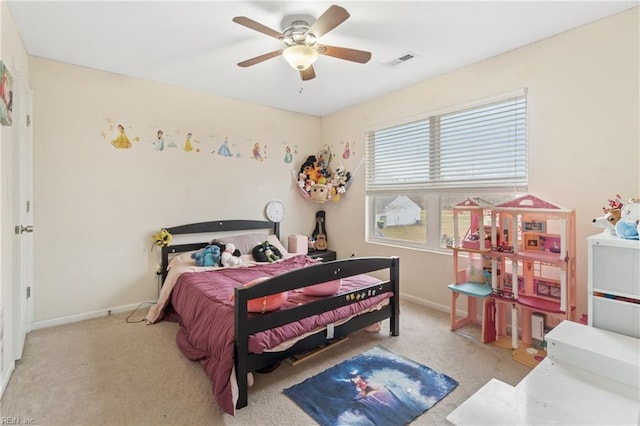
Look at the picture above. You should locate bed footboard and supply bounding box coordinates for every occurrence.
[233,256,400,409]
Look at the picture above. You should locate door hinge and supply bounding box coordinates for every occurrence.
[26,114,31,127]
[27,286,31,298]
[26,200,31,213]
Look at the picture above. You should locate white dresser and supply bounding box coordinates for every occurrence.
[446,321,640,425]
[587,233,640,338]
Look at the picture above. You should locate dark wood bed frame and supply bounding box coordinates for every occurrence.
[160,220,400,410]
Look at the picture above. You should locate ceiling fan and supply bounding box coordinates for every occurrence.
[233,4,371,81]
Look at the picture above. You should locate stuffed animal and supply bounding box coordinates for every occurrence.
[333,165,351,188]
[209,240,242,257]
[221,243,243,267]
[152,228,172,248]
[191,244,221,267]
[210,240,241,263]
[330,165,352,202]
[252,241,283,262]
[296,151,355,203]
[592,208,621,236]
[615,197,640,240]
[615,220,639,240]
[316,146,333,177]
[310,183,330,201]
[299,155,319,180]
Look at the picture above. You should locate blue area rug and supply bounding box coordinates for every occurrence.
[284,345,458,425]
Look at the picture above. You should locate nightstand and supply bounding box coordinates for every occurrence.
[307,249,337,262]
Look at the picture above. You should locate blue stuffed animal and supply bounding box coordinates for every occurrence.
[615,220,639,240]
[191,244,221,266]
[615,197,640,240]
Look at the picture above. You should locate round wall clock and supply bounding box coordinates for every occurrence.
[265,200,285,222]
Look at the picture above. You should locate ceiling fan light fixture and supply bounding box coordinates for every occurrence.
[282,45,318,70]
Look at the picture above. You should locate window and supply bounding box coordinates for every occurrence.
[366,91,527,251]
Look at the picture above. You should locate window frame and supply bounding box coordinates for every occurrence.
[365,90,528,252]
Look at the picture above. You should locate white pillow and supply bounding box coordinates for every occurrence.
[167,251,196,270]
[212,232,268,255]
[266,234,289,256]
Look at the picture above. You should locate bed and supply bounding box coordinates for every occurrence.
[145,219,400,415]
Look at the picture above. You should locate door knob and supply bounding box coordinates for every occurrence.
[20,225,33,233]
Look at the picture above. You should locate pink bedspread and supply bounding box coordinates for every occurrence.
[168,255,392,415]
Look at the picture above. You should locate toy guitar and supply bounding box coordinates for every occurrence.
[313,210,328,251]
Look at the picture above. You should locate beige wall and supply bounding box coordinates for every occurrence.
[322,8,640,318]
[29,58,327,323]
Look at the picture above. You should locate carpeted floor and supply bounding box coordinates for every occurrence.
[0,300,531,425]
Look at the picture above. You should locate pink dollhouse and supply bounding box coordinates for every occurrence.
[448,194,576,361]
[490,194,576,353]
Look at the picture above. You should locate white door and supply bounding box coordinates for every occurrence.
[12,71,33,360]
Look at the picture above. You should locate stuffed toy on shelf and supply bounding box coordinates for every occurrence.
[615,197,640,240]
[592,195,623,236]
[293,146,361,203]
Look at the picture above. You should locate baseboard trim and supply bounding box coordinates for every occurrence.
[400,292,485,322]
[1,360,15,399]
[31,301,156,330]
[399,292,449,314]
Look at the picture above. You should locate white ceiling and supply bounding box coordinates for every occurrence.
[7,1,638,117]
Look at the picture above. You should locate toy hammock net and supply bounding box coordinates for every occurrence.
[292,157,364,203]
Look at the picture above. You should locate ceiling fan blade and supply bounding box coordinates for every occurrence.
[300,66,316,81]
[316,45,371,64]
[307,5,350,39]
[238,49,283,67]
[232,16,285,40]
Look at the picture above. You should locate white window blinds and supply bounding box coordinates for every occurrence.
[366,92,527,191]
[366,119,430,189]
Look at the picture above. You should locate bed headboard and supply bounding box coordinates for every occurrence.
[160,219,278,283]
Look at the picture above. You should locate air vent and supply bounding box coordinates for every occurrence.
[388,51,417,67]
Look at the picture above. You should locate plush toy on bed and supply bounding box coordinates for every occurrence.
[210,240,242,266]
[221,243,243,267]
[252,241,283,263]
[191,244,221,267]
